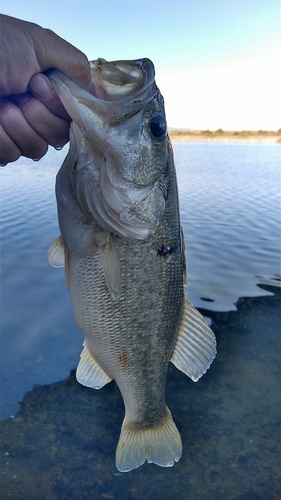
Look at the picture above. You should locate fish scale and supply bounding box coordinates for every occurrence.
[47,58,216,472]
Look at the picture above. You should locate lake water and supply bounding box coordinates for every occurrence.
[176,141,280,311]
[0,141,280,498]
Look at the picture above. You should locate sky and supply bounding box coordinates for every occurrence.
[1,0,281,130]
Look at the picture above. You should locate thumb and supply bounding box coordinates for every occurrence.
[28,73,70,120]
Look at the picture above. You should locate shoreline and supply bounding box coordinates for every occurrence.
[0,285,280,498]
[169,130,281,143]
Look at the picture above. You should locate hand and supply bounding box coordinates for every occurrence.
[0,15,91,166]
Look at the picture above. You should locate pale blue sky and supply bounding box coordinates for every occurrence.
[1,1,280,130]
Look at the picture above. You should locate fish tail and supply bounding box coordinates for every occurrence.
[115,407,182,472]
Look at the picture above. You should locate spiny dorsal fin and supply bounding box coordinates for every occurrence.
[47,235,65,267]
[76,342,112,389]
[170,298,216,382]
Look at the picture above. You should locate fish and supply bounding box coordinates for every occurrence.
[47,58,216,472]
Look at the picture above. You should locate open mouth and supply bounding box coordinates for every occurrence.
[89,58,148,101]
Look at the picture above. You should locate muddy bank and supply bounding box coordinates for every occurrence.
[1,285,280,500]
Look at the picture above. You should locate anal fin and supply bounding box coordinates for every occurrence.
[170,298,216,382]
[76,342,112,389]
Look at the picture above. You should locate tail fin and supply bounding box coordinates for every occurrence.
[115,407,182,472]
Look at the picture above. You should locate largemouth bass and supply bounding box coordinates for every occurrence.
[47,58,216,472]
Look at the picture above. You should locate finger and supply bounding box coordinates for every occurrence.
[0,97,48,160]
[28,73,70,121]
[0,16,91,96]
[32,26,91,90]
[0,123,21,165]
[12,93,70,148]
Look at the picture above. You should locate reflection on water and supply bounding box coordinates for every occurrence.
[1,149,81,421]
[0,142,281,498]
[175,142,281,311]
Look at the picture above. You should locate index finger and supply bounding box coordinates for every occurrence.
[33,26,91,90]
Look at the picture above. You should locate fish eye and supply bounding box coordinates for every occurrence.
[149,114,167,139]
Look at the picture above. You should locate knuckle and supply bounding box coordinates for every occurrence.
[50,122,69,147]
[28,139,48,161]
[20,97,43,125]
[0,137,21,165]
[0,98,18,123]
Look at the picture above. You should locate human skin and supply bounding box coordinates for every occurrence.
[0,14,91,165]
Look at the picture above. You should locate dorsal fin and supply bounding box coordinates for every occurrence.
[170,298,216,382]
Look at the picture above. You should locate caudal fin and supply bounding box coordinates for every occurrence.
[115,407,182,472]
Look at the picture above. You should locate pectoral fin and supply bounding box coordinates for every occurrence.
[47,235,65,267]
[47,236,71,290]
[76,342,112,389]
[97,233,121,301]
[170,298,216,382]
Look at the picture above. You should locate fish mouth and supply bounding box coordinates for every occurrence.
[89,58,158,126]
[90,58,152,103]
[47,58,157,130]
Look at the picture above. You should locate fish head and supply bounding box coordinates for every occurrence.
[48,58,171,239]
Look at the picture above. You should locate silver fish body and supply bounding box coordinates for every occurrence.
[47,59,216,472]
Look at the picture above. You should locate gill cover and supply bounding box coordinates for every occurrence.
[47,59,170,239]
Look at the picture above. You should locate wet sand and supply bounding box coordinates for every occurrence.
[1,285,280,500]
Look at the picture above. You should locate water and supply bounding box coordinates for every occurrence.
[1,141,280,418]
[0,149,81,421]
[176,142,280,311]
[0,142,280,498]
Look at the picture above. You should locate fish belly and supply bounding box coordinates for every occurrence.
[68,220,183,467]
[50,151,216,472]
[64,176,184,471]
[71,233,183,404]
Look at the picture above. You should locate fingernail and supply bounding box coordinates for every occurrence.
[29,74,54,100]
[54,145,64,151]
[0,163,7,167]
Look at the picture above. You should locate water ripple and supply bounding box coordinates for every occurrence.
[0,143,280,419]
[174,141,281,311]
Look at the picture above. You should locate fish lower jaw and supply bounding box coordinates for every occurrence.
[115,406,182,472]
